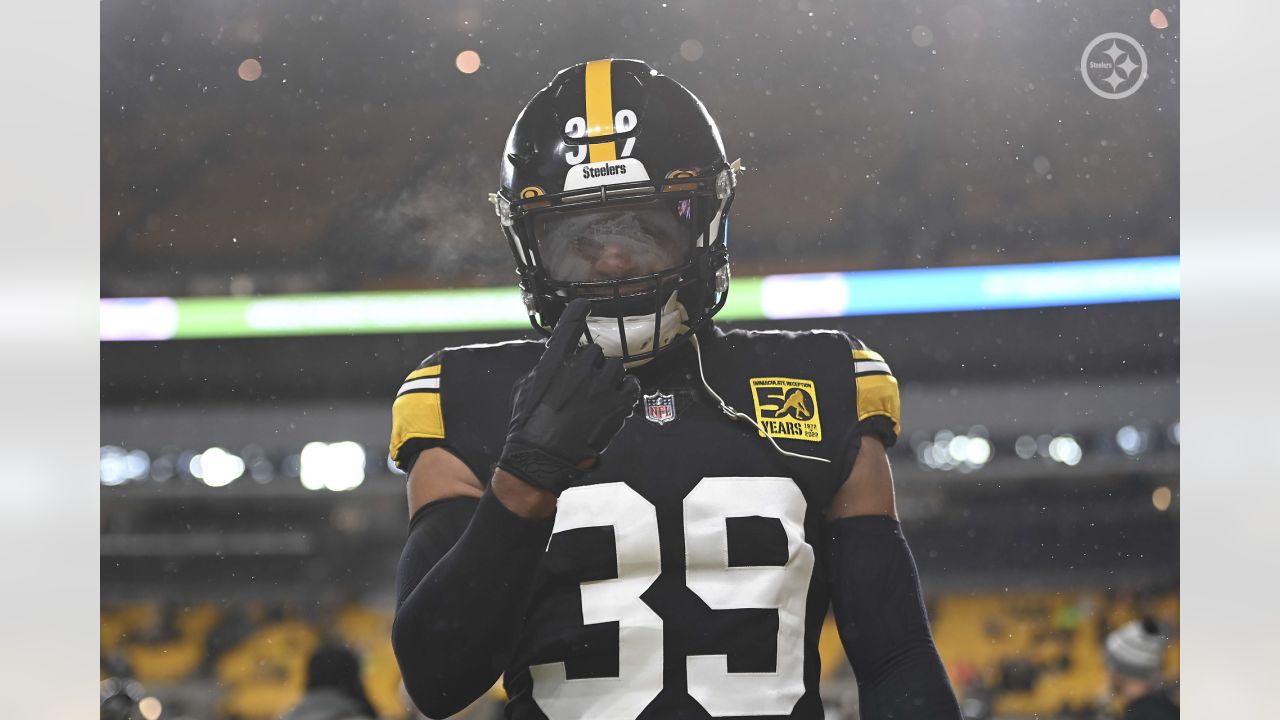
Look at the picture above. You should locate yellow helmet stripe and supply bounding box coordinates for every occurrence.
[584,59,617,162]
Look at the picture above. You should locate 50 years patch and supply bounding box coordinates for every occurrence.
[749,377,822,442]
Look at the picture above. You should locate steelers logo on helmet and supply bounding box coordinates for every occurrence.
[495,58,741,365]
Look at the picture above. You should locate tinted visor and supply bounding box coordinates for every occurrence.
[534,197,698,284]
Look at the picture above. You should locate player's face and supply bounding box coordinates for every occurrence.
[535,197,695,292]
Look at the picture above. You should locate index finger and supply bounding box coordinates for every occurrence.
[544,298,592,361]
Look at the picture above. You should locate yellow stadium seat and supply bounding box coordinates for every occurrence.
[222,680,304,720]
[127,638,204,684]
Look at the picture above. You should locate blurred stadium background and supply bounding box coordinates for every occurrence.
[100,1,1178,718]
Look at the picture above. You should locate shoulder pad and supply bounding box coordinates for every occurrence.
[845,334,901,446]
[389,351,447,470]
[388,340,543,472]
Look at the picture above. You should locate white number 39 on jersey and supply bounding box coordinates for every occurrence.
[529,477,815,719]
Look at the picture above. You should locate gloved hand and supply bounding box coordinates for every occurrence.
[498,298,641,495]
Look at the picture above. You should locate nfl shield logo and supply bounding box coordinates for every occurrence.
[643,391,676,425]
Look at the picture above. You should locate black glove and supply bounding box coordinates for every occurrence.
[498,298,641,495]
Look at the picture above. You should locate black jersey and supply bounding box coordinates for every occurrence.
[389,325,901,720]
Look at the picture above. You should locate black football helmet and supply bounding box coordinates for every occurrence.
[492,58,740,364]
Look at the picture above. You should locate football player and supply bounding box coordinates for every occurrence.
[391,59,960,720]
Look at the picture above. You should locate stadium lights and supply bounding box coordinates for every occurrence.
[100,446,150,486]
[149,454,175,483]
[240,444,274,483]
[98,419,1178,490]
[1116,424,1151,456]
[455,50,481,74]
[300,441,366,491]
[1047,435,1083,466]
[1014,433,1088,465]
[99,256,1180,341]
[138,696,163,720]
[190,447,245,487]
[1152,486,1173,512]
[237,58,262,82]
[961,436,993,466]
[915,428,993,472]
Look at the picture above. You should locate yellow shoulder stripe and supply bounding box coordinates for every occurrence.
[852,346,900,436]
[852,348,885,364]
[405,364,442,382]
[855,374,901,437]
[390,392,445,458]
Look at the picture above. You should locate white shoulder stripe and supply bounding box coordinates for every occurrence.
[398,377,441,395]
[854,360,892,375]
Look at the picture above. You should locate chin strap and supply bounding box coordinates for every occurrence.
[688,334,831,464]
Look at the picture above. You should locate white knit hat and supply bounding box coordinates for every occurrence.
[1105,617,1169,678]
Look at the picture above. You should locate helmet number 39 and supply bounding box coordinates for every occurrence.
[564,109,638,165]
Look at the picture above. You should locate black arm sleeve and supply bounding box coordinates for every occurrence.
[826,515,961,720]
[392,488,554,719]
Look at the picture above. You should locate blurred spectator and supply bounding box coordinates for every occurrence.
[281,643,378,720]
[1104,618,1179,719]
[203,604,254,676]
[101,648,134,679]
[997,657,1038,693]
[1053,601,1081,638]
[100,677,144,720]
